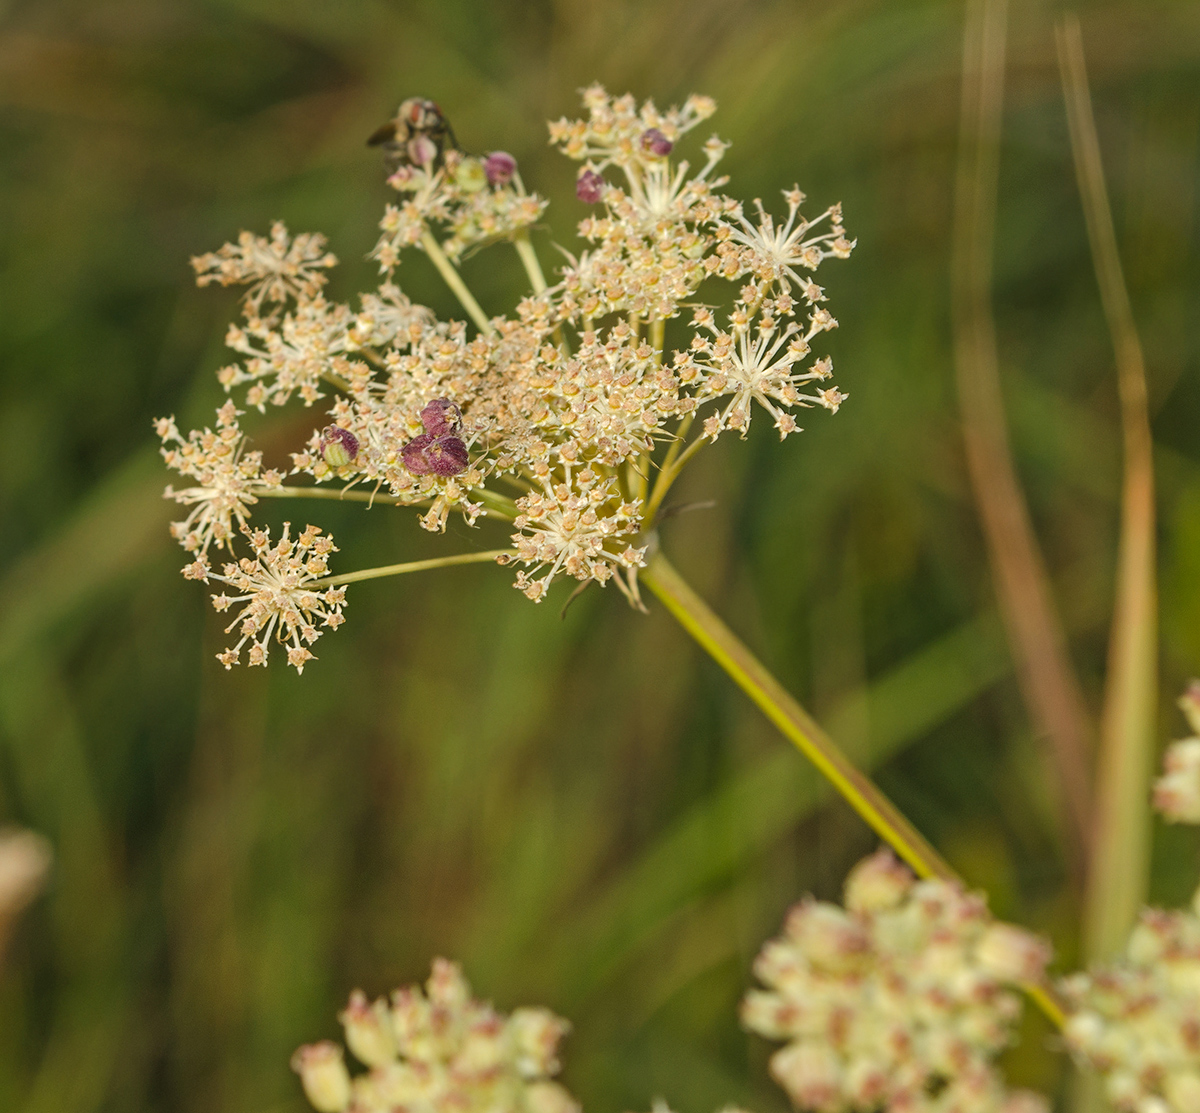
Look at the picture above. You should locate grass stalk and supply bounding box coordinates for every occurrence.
[952,0,1094,865]
[1057,13,1158,964]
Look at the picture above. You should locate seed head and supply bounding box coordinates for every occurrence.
[575,168,605,204]
[640,127,673,157]
[319,425,359,468]
[484,151,517,185]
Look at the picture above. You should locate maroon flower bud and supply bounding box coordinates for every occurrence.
[640,128,673,157]
[401,432,470,477]
[483,151,517,186]
[319,425,359,468]
[419,397,463,436]
[575,168,605,204]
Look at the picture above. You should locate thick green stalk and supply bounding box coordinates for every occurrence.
[1058,14,1158,964]
[640,547,953,881]
[639,546,1066,1028]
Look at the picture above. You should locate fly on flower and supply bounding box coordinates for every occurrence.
[368,96,459,171]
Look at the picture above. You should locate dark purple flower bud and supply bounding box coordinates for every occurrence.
[401,433,470,477]
[319,425,359,468]
[419,398,462,436]
[640,128,673,157]
[483,151,517,186]
[576,168,605,204]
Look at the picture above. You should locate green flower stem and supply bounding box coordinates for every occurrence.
[640,546,953,881]
[420,230,495,337]
[639,545,1068,1029]
[319,549,508,587]
[255,484,518,520]
[513,231,548,294]
[644,431,706,526]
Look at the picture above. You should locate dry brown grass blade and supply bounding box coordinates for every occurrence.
[1056,13,1158,964]
[953,0,1095,866]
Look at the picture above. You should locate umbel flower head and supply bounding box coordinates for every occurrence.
[741,849,1050,1113]
[159,85,853,669]
[291,958,578,1113]
[1058,684,1200,1113]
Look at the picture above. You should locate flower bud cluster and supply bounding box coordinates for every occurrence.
[374,146,548,268]
[1061,892,1200,1113]
[741,849,1050,1113]
[291,958,578,1113]
[1155,682,1200,823]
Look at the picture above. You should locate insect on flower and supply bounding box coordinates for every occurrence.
[367,97,459,170]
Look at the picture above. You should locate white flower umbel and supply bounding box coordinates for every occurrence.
[291,958,579,1113]
[157,400,282,557]
[741,849,1050,1113]
[191,220,337,317]
[205,522,346,673]
[168,85,853,668]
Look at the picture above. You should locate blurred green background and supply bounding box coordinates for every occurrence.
[2,0,1199,1110]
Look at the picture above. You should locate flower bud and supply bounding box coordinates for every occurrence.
[1181,681,1200,735]
[320,426,359,468]
[484,151,517,186]
[1167,1072,1200,1113]
[525,1081,581,1113]
[419,397,463,436]
[407,133,439,167]
[575,169,605,204]
[508,1007,569,1075]
[426,956,471,1008]
[1155,740,1200,822]
[339,989,395,1067]
[455,157,488,193]
[975,923,1051,984]
[290,1042,352,1112]
[844,848,913,913]
[769,1042,843,1110]
[784,899,868,973]
[640,128,673,157]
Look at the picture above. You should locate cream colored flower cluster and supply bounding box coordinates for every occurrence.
[740,849,1050,1113]
[1056,684,1200,1113]
[161,86,853,666]
[1061,896,1200,1113]
[1155,683,1200,823]
[291,959,578,1113]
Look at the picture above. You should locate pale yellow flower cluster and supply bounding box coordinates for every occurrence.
[156,400,281,557]
[206,522,346,673]
[191,220,337,315]
[161,86,853,666]
[373,149,548,269]
[291,959,577,1113]
[740,849,1050,1113]
[1062,896,1200,1113]
[1056,684,1200,1113]
[1155,683,1200,823]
